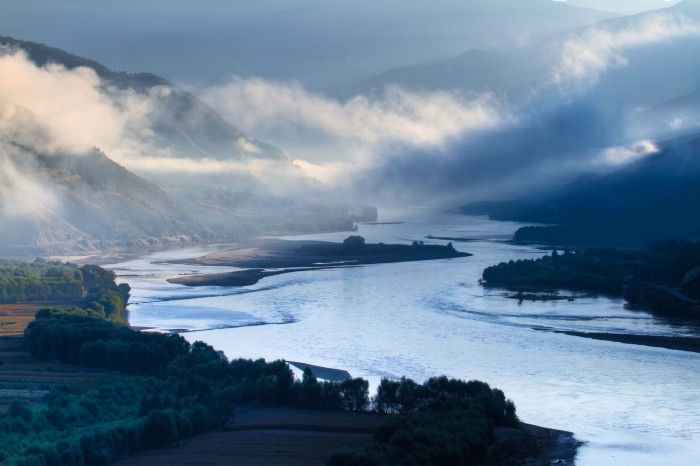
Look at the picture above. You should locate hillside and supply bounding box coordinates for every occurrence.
[464,132,700,245]
[0,36,293,166]
[0,37,375,255]
[0,141,201,256]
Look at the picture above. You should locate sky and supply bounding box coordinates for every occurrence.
[561,0,681,15]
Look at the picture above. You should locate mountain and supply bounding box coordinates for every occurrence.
[465,132,700,244]
[353,46,555,101]
[354,1,699,112]
[0,1,617,94]
[0,37,374,256]
[567,0,681,15]
[0,36,290,165]
[0,141,202,256]
[628,87,700,140]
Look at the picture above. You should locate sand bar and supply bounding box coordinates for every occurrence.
[168,238,470,287]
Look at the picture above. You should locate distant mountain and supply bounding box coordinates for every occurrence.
[355,1,699,112]
[567,0,681,15]
[0,1,617,94]
[628,87,700,140]
[464,132,700,244]
[353,47,555,101]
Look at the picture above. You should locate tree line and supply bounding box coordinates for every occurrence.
[0,259,527,465]
[0,305,523,465]
[0,259,83,303]
[482,240,700,319]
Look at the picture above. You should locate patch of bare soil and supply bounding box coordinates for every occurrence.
[117,406,387,466]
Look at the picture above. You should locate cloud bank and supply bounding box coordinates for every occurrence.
[0,47,151,156]
[198,11,700,205]
[3,9,700,213]
[552,12,700,89]
[202,79,505,183]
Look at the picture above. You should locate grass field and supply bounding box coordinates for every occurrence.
[0,300,84,337]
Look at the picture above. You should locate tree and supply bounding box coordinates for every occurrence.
[343,235,366,253]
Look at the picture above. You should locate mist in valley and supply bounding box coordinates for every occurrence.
[2,1,700,252]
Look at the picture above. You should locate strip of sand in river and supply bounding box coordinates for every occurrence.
[167,238,470,287]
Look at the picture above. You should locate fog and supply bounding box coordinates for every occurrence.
[194,8,700,205]
[2,1,700,238]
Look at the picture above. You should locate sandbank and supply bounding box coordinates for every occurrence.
[167,238,470,287]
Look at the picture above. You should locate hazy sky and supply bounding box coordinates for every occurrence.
[561,0,681,14]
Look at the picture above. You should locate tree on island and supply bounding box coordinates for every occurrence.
[342,235,366,253]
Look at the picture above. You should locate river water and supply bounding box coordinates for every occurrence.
[106,209,700,465]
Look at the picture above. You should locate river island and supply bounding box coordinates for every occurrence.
[167,236,470,287]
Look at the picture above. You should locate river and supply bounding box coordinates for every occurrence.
[106,209,700,465]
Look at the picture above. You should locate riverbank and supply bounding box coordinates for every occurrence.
[167,238,470,287]
[554,330,700,354]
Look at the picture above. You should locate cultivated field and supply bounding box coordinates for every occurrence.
[0,299,104,414]
[0,300,83,337]
[117,406,386,466]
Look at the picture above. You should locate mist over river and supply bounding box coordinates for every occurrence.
[106,210,700,466]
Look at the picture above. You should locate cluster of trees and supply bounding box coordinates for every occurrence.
[300,236,467,259]
[7,309,374,464]
[483,240,700,319]
[0,259,83,303]
[482,249,623,295]
[26,308,183,371]
[0,354,233,465]
[0,259,130,324]
[328,377,519,466]
[513,226,587,244]
[9,307,524,465]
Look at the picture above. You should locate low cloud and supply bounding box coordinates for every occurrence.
[0,48,309,202]
[200,75,650,205]
[2,9,699,217]
[202,78,506,178]
[595,140,659,166]
[552,12,700,89]
[198,11,700,205]
[0,47,151,156]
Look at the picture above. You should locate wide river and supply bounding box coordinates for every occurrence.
[106,209,700,465]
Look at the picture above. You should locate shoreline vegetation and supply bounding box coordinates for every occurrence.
[482,241,700,321]
[0,259,579,465]
[167,236,470,287]
[482,240,700,353]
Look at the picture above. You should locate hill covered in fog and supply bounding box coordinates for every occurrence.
[0,37,374,256]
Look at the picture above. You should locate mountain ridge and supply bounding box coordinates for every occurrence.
[462,131,700,244]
